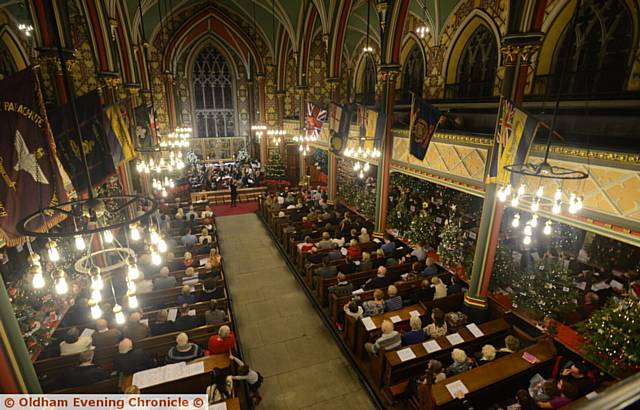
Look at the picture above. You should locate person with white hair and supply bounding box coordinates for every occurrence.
[208,325,236,354]
[63,349,110,388]
[384,285,403,311]
[446,348,472,376]
[364,319,401,354]
[154,266,177,290]
[91,318,122,349]
[113,338,155,374]
[359,227,371,244]
[362,266,390,290]
[123,312,150,342]
[167,332,203,363]
[401,316,427,345]
[476,344,496,366]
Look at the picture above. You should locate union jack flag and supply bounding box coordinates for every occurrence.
[496,100,515,146]
[306,102,327,138]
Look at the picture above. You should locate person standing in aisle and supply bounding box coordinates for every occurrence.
[230,179,238,207]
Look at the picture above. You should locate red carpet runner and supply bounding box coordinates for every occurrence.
[212,201,259,217]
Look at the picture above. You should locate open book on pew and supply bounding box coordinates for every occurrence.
[132,361,205,389]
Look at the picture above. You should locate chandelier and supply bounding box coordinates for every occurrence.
[416,0,430,39]
[362,0,373,53]
[267,128,286,146]
[159,127,192,149]
[136,150,185,174]
[343,145,381,179]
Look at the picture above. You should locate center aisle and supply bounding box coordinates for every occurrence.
[216,213,376,410]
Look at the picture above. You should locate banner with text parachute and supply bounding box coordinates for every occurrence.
[0,68,70,245]
[409,95,444,161]
[104,105,135,165]
[48,90,116,193]
[487,98,539,186]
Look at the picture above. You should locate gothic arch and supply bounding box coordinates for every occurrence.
[353,52,377,105]
[398,33,427,93]
[0,25,29,76]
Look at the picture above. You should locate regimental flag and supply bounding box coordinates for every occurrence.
[48,90,116,193]
[328,102,342,134]
[357,105,384,150]
[134,104,155,147]
[305,102,327,139]
[409,96,443,161]
[0,68,70,245]
[488,98,539,185]
[104,105,135,165]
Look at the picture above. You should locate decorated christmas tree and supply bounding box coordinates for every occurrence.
[437,205,465,270]
[408,209,437,247]
[8,281,58,354]
[577,297,640,378]
[265,149,286,179]
[490,241,516,292]
[387,190,412,236]
[511,257,581,320]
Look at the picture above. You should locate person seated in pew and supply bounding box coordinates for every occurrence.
[186,205,198,221]
[347,239,362,259]
[135,276,154,294]
[174,304,204,331]
[300,236,316,254]
[175,207,185,220]
[123,312,151,343]
[560,361,595,396]
[200,205,213,220]
[346,228,359,243]
[316,231,336,250]
[301,216,313,230]
[364,319,401,354]
[182,251,200,269]
[424,308,448,338]
[406,359,447,399]
[208,325,236,355]
[60,327,94,356]
[401,316,427,345]
[150,309,176,336]
[406,279,435,305]
[362,266,390,291]
[407,241,427,263]
[447,273,468,295]
[339,256,358,275]
[199,277,224,301]
[343,301,364,321]
[203,248,222,276]
[182,267,199,285]
[166,332,204,364]
[205,299,228,325]
[432,276,448,300]
[313,257,338,285]
[154,266,177,290]
[446,348,473,376]
[160,214,171,234]
[229,354,264,406]
[362,289,386,317]
[506,389,537,410]
[403,262,424,282]
[381,233,397,255]
[536,378,580,409]
[422,257,439,277]
[63,350,110,388]
[475,344,497,366]
[359,252,373,272]
[113,338,156,375]
[177,285,197,305]
[181,229,198,249]
[384,285,403,312]
[92,318,122,349]
[61,297,91,327]
[166,252,183,272]
[138,253,159,278]
[359,227,371,244]
[495,335,521,358]
[328,273,354,298]
[199,228,213,245]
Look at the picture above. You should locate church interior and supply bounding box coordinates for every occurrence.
[0,0,639,409]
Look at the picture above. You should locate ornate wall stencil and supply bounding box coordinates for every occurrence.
[284,51,298,118]
[67,4,99,97]
[307,34,329,106]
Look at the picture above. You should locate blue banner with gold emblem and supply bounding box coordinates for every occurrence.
[409,96,443,161]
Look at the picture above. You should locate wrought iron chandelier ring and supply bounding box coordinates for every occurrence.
[503,160,589,180]
[74,247,136,275]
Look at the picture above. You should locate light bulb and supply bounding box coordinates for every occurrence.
[91,274,104,290]
[150,229,160,244]
[568,203,578,214]
[363,162,370,172]
[517,185,526,196]
[359,170,364,179]
[530,215,539,228]
[91,304,102,319]
[543,221,552,235]
[128,263,139,280]
[497,187,507,202]
[32,272,45,289]
[75,235,86,251]
[511,214,520,228]
[353,162,361,171]
[151,251,161,265]
[127,280,136,293]
[55,276,68,295]
[523,235,532,245]
[554,189,562,201]
[161,188,168,198]
[524,224,533,236]
[535,187,544,198]
[130,225,141,241]
[510,196,519,207]
[91,289,102,303]
[552,201,561,214]
[576,197,583,211]
[48,242,60,262]
[128,294,138,309]
[114,305,125,325]
[158,239,168,253]
[103,229,114,243]
[530,200,539,212]
[504,185,512,196]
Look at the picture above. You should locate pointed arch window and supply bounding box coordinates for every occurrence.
[191,46,235,138]
[402,45,425,103]
[451,25,497,98]
[0,42,17,80]
[362,56,376,106]
[550,0,632,96]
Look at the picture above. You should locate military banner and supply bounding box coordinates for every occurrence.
[0,68,69,245]
[104,104,135,165]
[409,95,444,161]
[134,104,155,148]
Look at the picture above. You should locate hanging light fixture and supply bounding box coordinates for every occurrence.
[416,0,430,39]
[113,304,125,324]
[363,0,373,53]
[54,269,68,295]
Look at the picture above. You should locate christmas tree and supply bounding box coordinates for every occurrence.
[265,149,286,179]
[511,257,581,320]
[387,190,412,236]
[490,241,516,292]
[577,297,640,378]
[437,205,465,270]
[408,209,436,247]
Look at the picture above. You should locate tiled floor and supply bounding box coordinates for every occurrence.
[216,214,377,410]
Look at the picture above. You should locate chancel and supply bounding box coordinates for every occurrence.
[0,0,638,409]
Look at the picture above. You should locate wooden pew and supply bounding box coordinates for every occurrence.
[191,187,267,205]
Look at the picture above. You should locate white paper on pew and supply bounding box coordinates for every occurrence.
[445,380,469,399]
[132,366,164,389]
[163,362,188,382]
[340,247,348,256]
[389,315,402,324]
[354,261,361,266]
[200,258,208,266]
[188,309,196,316]
[167,308,178,322]
[576,282,587,290]
[466,323,484,338]
[140,319,149,326]
[585,391,599,400]
[80,328,95,338]
[186,361,205,376]
[446,333,464,345]
[209,402,227,410]
[610,279,624,290]
[361,317,376,331]
[591,281,610,291]
[409,310,421,318]
[423,339,442,353]
[612,270,624,278]
[373,238,382,243]
[183,278,198,285]
[396,348,417,362]
[352,288,364,295]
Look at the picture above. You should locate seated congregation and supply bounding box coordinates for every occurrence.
[260,188,612,409]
